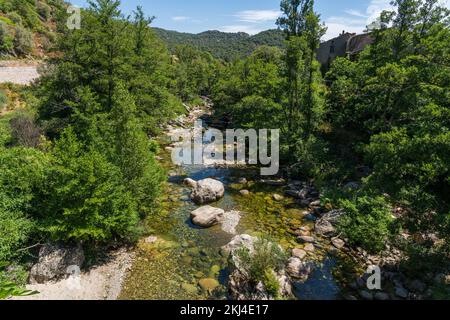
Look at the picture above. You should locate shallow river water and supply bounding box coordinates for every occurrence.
[119,114,351,300]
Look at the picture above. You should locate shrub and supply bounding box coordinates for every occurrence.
[7,12,23,26]
[0,22,14,53]
[36,128,141,243]
[0,146,49,261]
[13,26,33,55]
[9,114,42,148]
[37,2,51,21]
[0,264,37,300]
[338,196,395,254]
[234,237,287,297]
[0,90,7,110]
[291,135,333,180]
[0,209,35,262]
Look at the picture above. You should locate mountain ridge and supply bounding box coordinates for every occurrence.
[152,27,285,61]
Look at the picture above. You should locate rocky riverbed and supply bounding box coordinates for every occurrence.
[118,100,350,300]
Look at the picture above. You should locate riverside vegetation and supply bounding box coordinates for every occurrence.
[0,0,449,300]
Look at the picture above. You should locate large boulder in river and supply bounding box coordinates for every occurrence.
[190,178,225,204]
[183,178,197,188]
[190,205,225,228]
[30,244,85,284]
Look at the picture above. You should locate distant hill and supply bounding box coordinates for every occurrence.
[153,28,285,61]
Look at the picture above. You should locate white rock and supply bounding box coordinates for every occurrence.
[190,206,225,228]
[191,178,225,204]
[272,194,284,201]
[144,236,158,244]
[221,234,257,256]
[240,190,250,196]
[286,257,313,279]
[30,244,85,284]
[221,211,241,235]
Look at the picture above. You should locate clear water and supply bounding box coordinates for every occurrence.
[120,124,346,300]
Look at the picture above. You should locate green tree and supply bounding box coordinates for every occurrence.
[109,83,164,216]
[277,0,327,149]
[36,128,140,243]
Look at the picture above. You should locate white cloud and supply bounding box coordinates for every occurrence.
[344,9,369,18]
[172,16,190,22]
[366,0,392,24]
[233,10,280,23]
[219,25,264,35]
[323,0,392,40]
[220,9,280,35]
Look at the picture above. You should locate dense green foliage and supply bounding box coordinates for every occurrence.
[338,196,394,254]
[212,0,327,165]
[212,0,449,265]
[326,0,450,255]
[0,143,48,261]
[212,45,284,129]
[0,0,199,267]
[154,28,285,61]
[172,44,221,102]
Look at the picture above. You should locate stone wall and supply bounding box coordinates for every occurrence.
[317,32,374,71]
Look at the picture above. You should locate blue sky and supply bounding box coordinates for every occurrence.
[69,0,449,40]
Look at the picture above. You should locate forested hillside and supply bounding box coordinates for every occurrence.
[154,28,285,61]
[0,0,66,57]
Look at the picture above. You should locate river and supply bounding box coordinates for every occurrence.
[119,105,352,300]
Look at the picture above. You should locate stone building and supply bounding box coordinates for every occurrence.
[317,31,374,72]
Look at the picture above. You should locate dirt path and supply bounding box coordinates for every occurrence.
[12,248,133,301]
[0,61,40,85]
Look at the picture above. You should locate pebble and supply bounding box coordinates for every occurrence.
[298,236,315,243]
[272,194,285,201]
[331,238,346,249]
[240,190,250,196]
[144,236,158,244]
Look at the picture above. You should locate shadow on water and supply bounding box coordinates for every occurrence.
[294,258,342,300]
